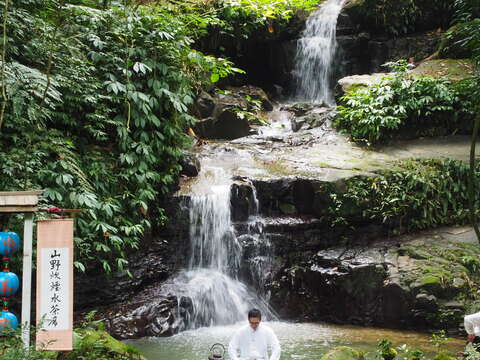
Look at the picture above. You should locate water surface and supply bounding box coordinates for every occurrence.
[126,322,464,360]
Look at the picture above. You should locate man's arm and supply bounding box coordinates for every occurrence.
[267,328,281,360]
[465,315,475,336]
[228,332,241,360]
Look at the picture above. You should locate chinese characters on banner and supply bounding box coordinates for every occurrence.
[36,219,73,351]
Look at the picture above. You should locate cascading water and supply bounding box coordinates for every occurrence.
[293,0,346,105]
[166,155,275,329]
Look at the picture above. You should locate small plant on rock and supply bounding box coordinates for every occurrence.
[378,338,398,360]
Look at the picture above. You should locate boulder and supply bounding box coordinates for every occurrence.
[411,59,475,81]
[336,73,388,97]
[106,295,191,339]
[179,153,201,177]
[194,113,251,140]
[231,180,256,222]
[291,107,336,132]
[193,86,274,140]
[192,91,215,119]
[234,85,274,111]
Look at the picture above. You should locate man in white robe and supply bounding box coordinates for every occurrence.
[465,311,480,343]
[228,308,281,360]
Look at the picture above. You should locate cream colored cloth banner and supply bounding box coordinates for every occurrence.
[36,219,74,351]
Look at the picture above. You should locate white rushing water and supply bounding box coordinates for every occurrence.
[293,0,346,105]
[168,153,275,328]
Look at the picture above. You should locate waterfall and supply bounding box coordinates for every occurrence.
[166,157,275,328]
[293,0,346,105]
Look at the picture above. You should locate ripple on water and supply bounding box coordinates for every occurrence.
[125,322,464,360]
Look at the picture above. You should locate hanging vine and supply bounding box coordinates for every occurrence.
[39,0,66,108]
[123,0,132,130]
[0,0,9,131]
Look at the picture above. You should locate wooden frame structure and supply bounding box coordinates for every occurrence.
[0,190,43,349]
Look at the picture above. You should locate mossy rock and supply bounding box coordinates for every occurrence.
[337,74,388,97]
[410,274,445,297]
[279,203,297,215]
[412,59,475,81]
[320,346,362,360]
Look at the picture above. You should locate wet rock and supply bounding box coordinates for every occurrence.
[194,113,251,140]
[279,203,296,215]
[75,239,176,310]
[106,295,191,339]
[414,293,438,311]
[281,103,315,117]
[291,107,337,132]
[231,180,256,222]
[270,247,407,326]
[179,154,201,177]
[442,300,464,310]
[193,86,274,140]
[235,85,274,111]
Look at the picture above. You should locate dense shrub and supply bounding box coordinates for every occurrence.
[0,1,240,273]
[335,60,475,145]
[328,158,480,234]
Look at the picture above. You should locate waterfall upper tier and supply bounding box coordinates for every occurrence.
[293,0,347,105]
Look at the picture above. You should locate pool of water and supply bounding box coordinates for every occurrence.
[125,322,464,360]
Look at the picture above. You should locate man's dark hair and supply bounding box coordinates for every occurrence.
[248,308,262,319]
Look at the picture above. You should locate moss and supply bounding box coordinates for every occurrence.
[412,59,475,81]
[397,240,480,324]
[320,346,362,360]
[262,159,291,177]
[279,203,297,214]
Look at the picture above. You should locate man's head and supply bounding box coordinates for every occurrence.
[248,308,262,331]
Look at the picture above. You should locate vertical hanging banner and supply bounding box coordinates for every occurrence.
[36,219,73,351]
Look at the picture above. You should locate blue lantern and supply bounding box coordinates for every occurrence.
[0,311,18,331]
[0,272,19,297]
[0,232,21,256]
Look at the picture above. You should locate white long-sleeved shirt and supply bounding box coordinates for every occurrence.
[228,323,281,360]
[465,311,480,335]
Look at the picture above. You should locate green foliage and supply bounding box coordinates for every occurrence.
[335,60,474,146]
[464,343,480,360]
[453,0,480,23]
[377,339,397,360]
[0,1,241,273]
[461,254,480,273]
[327,158,480,233]
[0,325,142,359]
[226,0,321,22]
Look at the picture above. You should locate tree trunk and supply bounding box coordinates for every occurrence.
[469,113,480,242]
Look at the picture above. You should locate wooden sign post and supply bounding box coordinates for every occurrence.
[36,219,74,350]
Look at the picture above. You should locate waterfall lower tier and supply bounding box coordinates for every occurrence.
[166,153,276,329]
[163,268,273,328]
